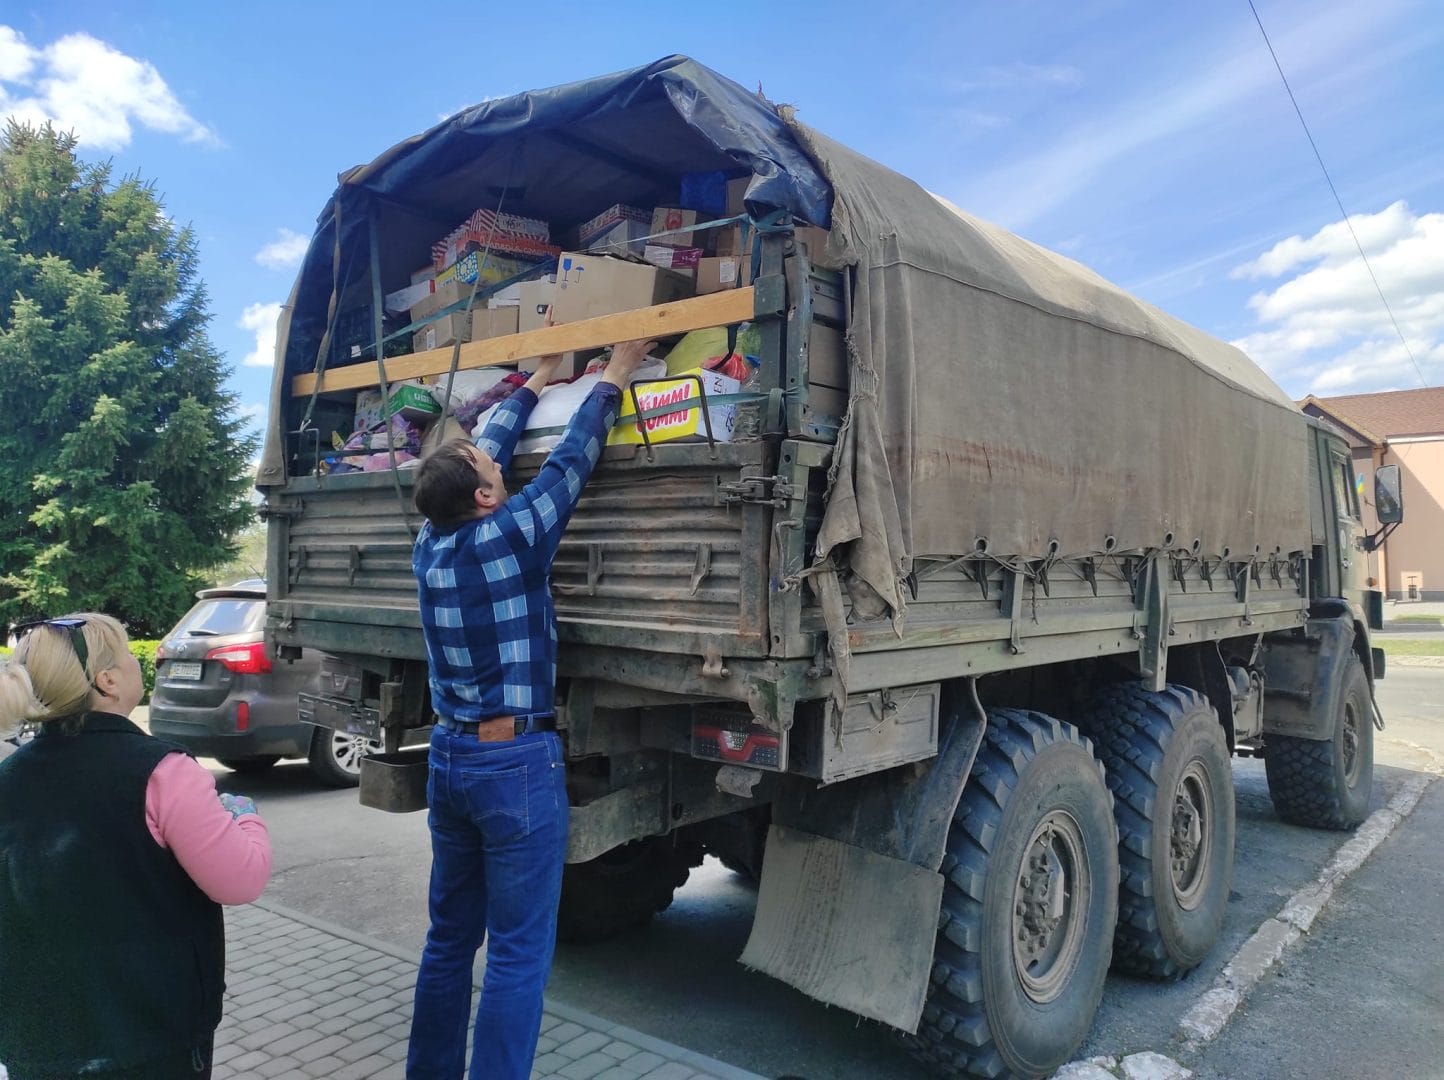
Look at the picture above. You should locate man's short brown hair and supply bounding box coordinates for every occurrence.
[413,439,482,526]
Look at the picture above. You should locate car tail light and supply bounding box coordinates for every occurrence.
[236,700,250,732]
[204,642,272,675]
[155,643,169,661]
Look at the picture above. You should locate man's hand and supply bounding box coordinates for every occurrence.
[600,338,660,389]
[522,307,566,395]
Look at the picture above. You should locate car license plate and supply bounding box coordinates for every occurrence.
[169,661,203,680]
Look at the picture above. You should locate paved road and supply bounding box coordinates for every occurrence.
[1185,780,1444,1080]
[201,668,1443,1079]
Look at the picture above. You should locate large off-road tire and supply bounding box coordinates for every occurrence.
[909,710,1118,1080]
[556,837,702,945]
[1266,653,1373,830]
[1078,683,1235,979]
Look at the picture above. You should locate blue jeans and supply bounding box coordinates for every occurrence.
[406,727,568,1080]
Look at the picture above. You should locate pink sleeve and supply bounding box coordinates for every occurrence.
[144,753,273,905]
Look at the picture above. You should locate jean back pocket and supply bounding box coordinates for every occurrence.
[460,763,530,847]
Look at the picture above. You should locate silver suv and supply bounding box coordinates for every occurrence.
[148,581,379,786]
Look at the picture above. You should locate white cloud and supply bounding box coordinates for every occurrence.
[0,26,35,82]
[255,228,309,270]
[1229,203,1444,395]
[0,26,215,151]
[951,1,1414,230]
[1232,201,1417,280]
[239,302,283,368]
[951,63,1084,92]
[947,107,1010,131]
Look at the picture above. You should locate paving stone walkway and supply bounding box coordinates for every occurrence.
[213,900,763,1080]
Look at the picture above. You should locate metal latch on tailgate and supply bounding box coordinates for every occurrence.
[716,475,793,507]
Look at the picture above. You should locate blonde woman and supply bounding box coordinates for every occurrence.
[0,614,273,1080]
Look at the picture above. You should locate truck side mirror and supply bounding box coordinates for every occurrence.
[1375,465,1404,525]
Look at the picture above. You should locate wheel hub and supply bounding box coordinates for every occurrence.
[331,732,376,775]
[1170,762,1213,910]
[1342,703,1361,783]
[1012,810,1089,1003]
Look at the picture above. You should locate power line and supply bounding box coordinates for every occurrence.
[1248,0,1428,389]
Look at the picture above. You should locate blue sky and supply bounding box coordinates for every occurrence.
[3,0,1441,454]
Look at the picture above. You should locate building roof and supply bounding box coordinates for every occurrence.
[1300,387,1444,444]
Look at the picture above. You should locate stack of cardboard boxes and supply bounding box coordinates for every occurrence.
[399,173,805,356]
[381,172,828,393]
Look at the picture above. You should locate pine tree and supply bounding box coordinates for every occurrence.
[0,122,256,637]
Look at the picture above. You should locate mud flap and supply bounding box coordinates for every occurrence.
[740,823,943,1033]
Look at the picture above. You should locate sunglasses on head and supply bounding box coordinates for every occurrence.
[12,617,90,673]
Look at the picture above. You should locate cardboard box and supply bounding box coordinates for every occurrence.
[583,217,652,255]
[355,380,440,430]
[387,382,442,423]
[642,245,702,271]
[580,205,649,246]
[432,207,554,269]
[551,253,693,325]
[435,251,548,291]
[412,306,519,353]
[725,176,751,216]
[354,388,385,433]
[517,278,556,331]
[649,208,697,248]
[609,368,741,446]
[412,311,470,353]
[712,223,749,257]
[488,283,523,308]
[696,255,753,294]
[384,280,434,315]
[472,306,518,340]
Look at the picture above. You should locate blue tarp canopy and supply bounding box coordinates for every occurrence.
[273,55,829,385]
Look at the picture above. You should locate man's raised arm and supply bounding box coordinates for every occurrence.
[516,338,657,554]
[472,352,565,469]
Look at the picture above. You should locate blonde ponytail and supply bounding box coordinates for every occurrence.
[0,662,49,737]
[0,614,130,733]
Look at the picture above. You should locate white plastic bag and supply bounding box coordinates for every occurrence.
[515,358,666,455]
[427,368,511,411]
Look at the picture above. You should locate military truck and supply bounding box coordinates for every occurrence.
[257,57,1404,1079]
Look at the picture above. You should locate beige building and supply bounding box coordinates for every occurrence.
[1300,387,1444,601]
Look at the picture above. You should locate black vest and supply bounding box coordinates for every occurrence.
[0,713,224,1071]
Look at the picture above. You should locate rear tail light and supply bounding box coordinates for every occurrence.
[155,643,169,661]
[204,642,272,675]
[236,700,250,732]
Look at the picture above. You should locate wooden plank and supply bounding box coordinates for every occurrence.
[292,288,756,397]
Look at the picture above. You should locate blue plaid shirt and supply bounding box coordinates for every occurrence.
[413,383,622,724]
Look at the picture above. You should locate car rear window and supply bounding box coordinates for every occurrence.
[170,598,265,637]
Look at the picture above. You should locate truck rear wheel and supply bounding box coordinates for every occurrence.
[1266,654,1373,830]
[909,710,1118,1080]
[1079,683,1235,979]
[556,837,703,944]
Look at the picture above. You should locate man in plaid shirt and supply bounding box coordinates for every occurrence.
[406,337,655,1080]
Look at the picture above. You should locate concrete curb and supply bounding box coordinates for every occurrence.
[249,898,766,1080]
[1388,655,1444,667]
[1174,772,1436,1049]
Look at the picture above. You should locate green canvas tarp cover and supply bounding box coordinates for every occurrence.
[260,57,1311,635]
[782,118,1309,626]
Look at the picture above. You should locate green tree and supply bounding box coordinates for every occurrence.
[208,518,266,588]
[0,122,256,636]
